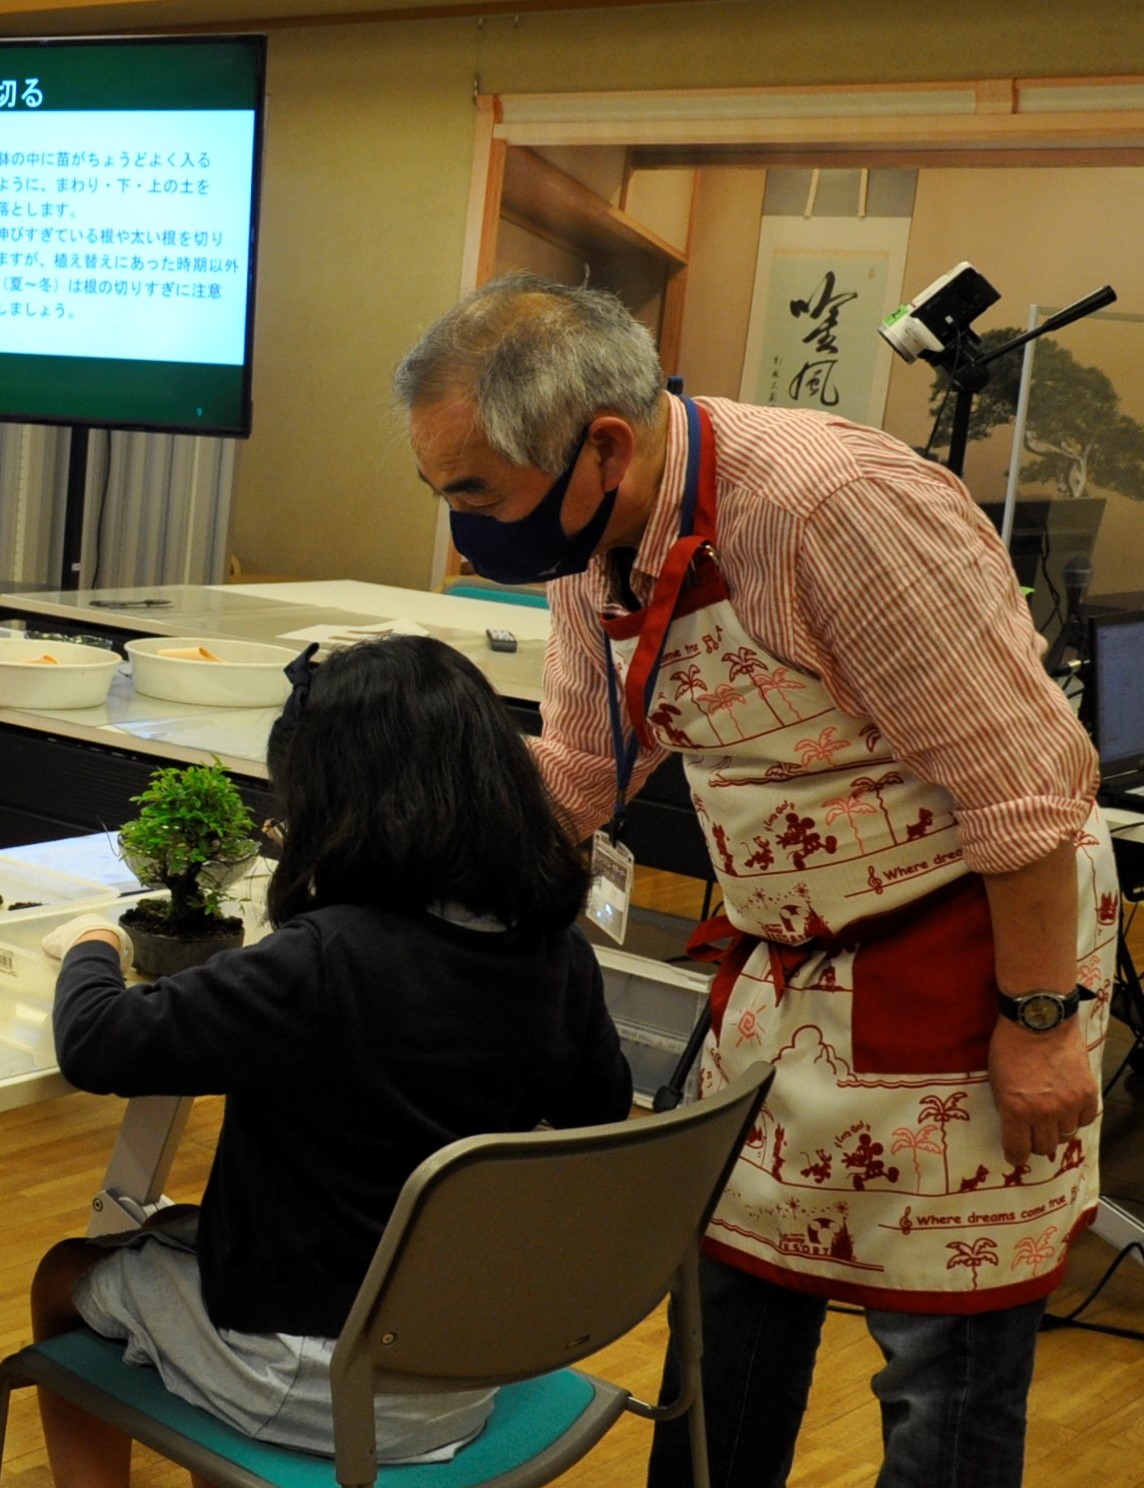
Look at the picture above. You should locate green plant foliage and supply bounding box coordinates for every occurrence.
[118,759,258,934]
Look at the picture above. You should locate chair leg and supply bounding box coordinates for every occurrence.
[0,1360,41,1484]
[686,1397,712,1488]
[0,1376,13,1480]
[35,1381,133,1488]
[671,1247,713,1488]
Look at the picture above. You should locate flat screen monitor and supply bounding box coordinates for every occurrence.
[0,34,266,437]
[1085,608,1144,795]
[979,497,1105,638]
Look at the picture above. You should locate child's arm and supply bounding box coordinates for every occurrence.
[50,920,325,1098]
[545,941,633,1128]
[41,913,132,967]
[73,928,121,950]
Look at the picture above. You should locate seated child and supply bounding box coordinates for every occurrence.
[33,635,632,1488]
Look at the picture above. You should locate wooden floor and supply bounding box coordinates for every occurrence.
[0,873,1141,1486]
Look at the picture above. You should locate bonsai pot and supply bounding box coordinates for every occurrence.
[121,900,245,978]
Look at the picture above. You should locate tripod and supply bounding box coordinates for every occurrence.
[937,284,1117,480]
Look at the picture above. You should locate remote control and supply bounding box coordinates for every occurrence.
[486,628,518,653]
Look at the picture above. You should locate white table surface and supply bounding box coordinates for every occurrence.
[1104,805,1144,842]
[0,580,549,770]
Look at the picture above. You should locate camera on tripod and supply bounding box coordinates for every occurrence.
[878,262,1000,366]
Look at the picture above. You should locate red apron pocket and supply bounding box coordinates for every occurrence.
[850,876,998,1075]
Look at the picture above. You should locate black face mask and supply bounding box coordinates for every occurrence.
[449,427,617,586]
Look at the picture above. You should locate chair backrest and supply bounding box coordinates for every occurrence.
[330,1061,773,1399]
[443,581,550,609]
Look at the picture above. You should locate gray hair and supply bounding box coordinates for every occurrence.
[393,272,665,473]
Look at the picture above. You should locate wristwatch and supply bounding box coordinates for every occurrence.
[997,985,1096,1032]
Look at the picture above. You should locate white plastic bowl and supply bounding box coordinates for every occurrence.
[126,636,298,708]
[0,638,122,710]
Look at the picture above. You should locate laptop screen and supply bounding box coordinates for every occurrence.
[1087,610,1144,786]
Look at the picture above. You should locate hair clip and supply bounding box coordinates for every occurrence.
[279,641,320,731]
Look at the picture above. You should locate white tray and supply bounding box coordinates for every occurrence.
[0,856,117,920]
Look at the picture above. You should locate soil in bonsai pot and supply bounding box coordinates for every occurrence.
[122,897,244,977]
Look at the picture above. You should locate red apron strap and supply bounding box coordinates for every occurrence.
[624,532,709,748]
[687,913,818,1040]
[623,403,720,749]
[686,911,742,964]
[686,913,754,1043]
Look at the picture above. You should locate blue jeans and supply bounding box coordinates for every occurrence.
[647,1256,1046,1488]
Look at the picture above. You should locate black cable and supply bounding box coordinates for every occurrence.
[923,378,955,463]
[1104,1044,1138,1097]
[652,1003,712,1110]
[89,430,114,588]
[1035,530,1065,636]
[1040,1241,1144,1340]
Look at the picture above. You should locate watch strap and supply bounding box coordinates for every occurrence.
[997,984,1095,1030]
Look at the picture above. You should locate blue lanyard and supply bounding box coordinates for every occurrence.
[603,394,704,841]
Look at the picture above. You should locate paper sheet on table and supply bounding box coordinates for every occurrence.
[1,832,143,893]
[110,709,279,761]
[277,620,431,648]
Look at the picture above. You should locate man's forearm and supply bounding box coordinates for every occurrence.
[981,837,1098,1165]
[981,838,1078,998]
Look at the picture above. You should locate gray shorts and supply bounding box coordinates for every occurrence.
[73,1229,495,1462]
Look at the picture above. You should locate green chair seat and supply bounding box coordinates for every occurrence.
[18,1331,597,1488]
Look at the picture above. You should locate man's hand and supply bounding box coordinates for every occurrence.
[987,1015,1099,1166]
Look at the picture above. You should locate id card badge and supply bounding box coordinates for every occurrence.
[585,830,635,945]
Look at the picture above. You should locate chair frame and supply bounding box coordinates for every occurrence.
[0,1061,774,1488]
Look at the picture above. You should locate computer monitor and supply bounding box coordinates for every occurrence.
[1084,609,1144,801]
[0,34,267,438]
[980,497,1106,639]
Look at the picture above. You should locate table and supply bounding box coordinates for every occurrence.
[0,580,709,1234]
[0,580,710,876]
[0,579,544,846]
[0,579,549,704]
[0,843,274,1236]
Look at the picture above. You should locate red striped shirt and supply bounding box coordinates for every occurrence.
[534,395,1097,876]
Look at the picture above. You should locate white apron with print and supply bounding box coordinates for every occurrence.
[602,405,1118,1312]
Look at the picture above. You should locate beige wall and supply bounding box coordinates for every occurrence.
[226,0,1144,590]
[675,161,1144,605]
[882,168,1144,599]
[676,165,767,400]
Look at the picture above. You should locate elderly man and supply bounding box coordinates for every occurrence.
[395,272,1116,1488]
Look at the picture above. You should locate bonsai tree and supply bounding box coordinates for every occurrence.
[118,759,259,941]
[927,328,1144,501]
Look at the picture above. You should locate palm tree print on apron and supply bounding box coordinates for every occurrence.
[602,397,1118,1310]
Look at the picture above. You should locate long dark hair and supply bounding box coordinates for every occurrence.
[265,635,588,933]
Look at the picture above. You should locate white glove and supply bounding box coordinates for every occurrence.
[41,914,134,972]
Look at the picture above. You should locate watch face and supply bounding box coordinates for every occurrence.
[1017,994,1065,1031]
